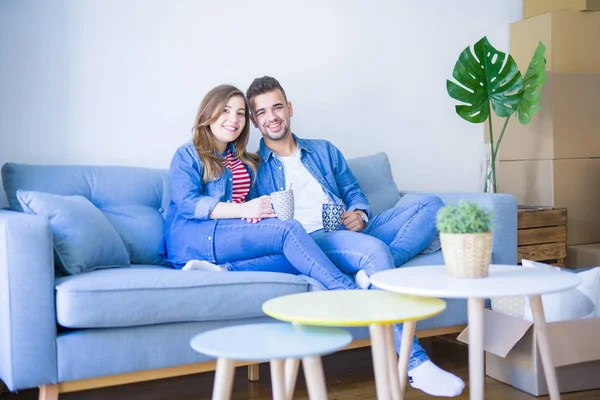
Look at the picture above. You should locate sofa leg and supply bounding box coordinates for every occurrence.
[38,384,59,400]
[248,363,260,381]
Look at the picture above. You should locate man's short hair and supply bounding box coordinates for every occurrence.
[246,76,288,109]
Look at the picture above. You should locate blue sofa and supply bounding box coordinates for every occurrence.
[0,152,517,398]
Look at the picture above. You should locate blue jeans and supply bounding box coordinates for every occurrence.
[211,218,357,291]
[221,196,442,369]
[309,195,443,369]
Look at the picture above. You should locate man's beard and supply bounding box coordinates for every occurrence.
[262,126,289,141]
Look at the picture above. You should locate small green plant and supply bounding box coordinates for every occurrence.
[436,201,493,234]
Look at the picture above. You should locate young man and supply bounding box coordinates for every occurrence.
[246,76,464,397]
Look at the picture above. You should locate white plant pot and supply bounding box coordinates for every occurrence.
[440,232,493,278]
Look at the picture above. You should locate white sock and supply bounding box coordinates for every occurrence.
[355,270,371,289]
[182,260,225,272]
[408,360,465,397]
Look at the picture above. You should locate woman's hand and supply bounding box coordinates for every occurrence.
[242,217,262,223]
[243,196,276,219]
[209,196,275,220]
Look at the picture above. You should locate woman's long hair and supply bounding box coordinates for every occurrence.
[192,85,260,183]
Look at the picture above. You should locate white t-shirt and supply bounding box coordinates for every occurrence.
[277,149,331,233]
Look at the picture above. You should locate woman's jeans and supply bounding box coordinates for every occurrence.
[219,196,443,370]
[212,218,357,291]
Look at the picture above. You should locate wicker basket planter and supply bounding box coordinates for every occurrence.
[440,232,493,278]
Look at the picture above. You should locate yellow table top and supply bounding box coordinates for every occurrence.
[262,290,446,327]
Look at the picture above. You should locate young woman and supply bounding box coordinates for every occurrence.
[159,84,358,291]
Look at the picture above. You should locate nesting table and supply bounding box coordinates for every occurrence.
[190,322,352,400]
[262,290,447,400]
[370,264,582,400]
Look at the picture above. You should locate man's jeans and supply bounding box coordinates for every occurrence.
[223,196,443,369]
[309,195,443,369]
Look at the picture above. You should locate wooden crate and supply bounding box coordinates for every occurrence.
[517,205,568,267]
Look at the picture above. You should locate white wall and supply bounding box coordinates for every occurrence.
[0,0,522,208]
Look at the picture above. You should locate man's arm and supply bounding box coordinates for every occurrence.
[329,143,371,216]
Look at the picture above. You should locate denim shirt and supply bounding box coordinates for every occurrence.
[255,134,371,216]
[159,141,257,266]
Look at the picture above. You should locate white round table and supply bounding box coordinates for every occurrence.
[370,264,581,400]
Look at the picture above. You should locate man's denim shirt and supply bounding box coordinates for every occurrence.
[159,141,257,266]
[255,134,371,216]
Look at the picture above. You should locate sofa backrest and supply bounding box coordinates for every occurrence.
[2,163,170,265]
[1,153,400,265]
[346,152,401,216]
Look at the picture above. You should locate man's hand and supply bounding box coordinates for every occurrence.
[342,211,364,232]
[243,196,276,219]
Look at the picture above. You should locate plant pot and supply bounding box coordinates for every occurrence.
[439,232,493,278]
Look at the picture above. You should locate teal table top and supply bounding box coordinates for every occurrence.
[190,322,352,361]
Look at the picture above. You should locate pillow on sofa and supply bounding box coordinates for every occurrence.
[521,259,600,322]
[17,190,131,275]
[346,152,401,217]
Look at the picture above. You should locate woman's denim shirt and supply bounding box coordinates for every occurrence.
[159,141,257,266]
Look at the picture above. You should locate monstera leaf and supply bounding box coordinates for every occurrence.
[517,42,547,124]
[447,36,523,123]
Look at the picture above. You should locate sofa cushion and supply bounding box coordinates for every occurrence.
[55,266,323,328]
[346,152,401,216]
[17,190,130,275]
[2,163,169,265]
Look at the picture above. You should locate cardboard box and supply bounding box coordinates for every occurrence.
[511,11,600,73]
[568,242,600,269]
[524,0,600,19]
[498,158,600,245]
[485,73,600,161]
[458,309,600,396]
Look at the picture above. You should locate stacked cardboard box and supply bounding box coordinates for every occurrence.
[493,4,600,268]
[485,2,600,396]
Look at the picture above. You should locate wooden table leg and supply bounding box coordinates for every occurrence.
[270,359,287,400]
[302,356,328,400]
[285,358,300,399]
[396,320,415,400]
[383,324,402,400]
[468,297,485,400]
[529,295,561,400]
[369,324,392,400]
[212,358,235,400]
[248,363,260,381]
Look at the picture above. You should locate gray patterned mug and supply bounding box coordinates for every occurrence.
[322,204,344,232]
[270,189,294,220]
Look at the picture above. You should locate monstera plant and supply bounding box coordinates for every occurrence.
[447,36,546,192]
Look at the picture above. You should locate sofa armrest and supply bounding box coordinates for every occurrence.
[400,192,518,265]
[0,210,57,390]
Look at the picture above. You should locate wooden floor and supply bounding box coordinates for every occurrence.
[2,335,599,399]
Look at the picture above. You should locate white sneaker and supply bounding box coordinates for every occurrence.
[355,270,371,289]
[182,260,225,272]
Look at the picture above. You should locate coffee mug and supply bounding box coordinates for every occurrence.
[270,189,294,220]
[322,204,344,232]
